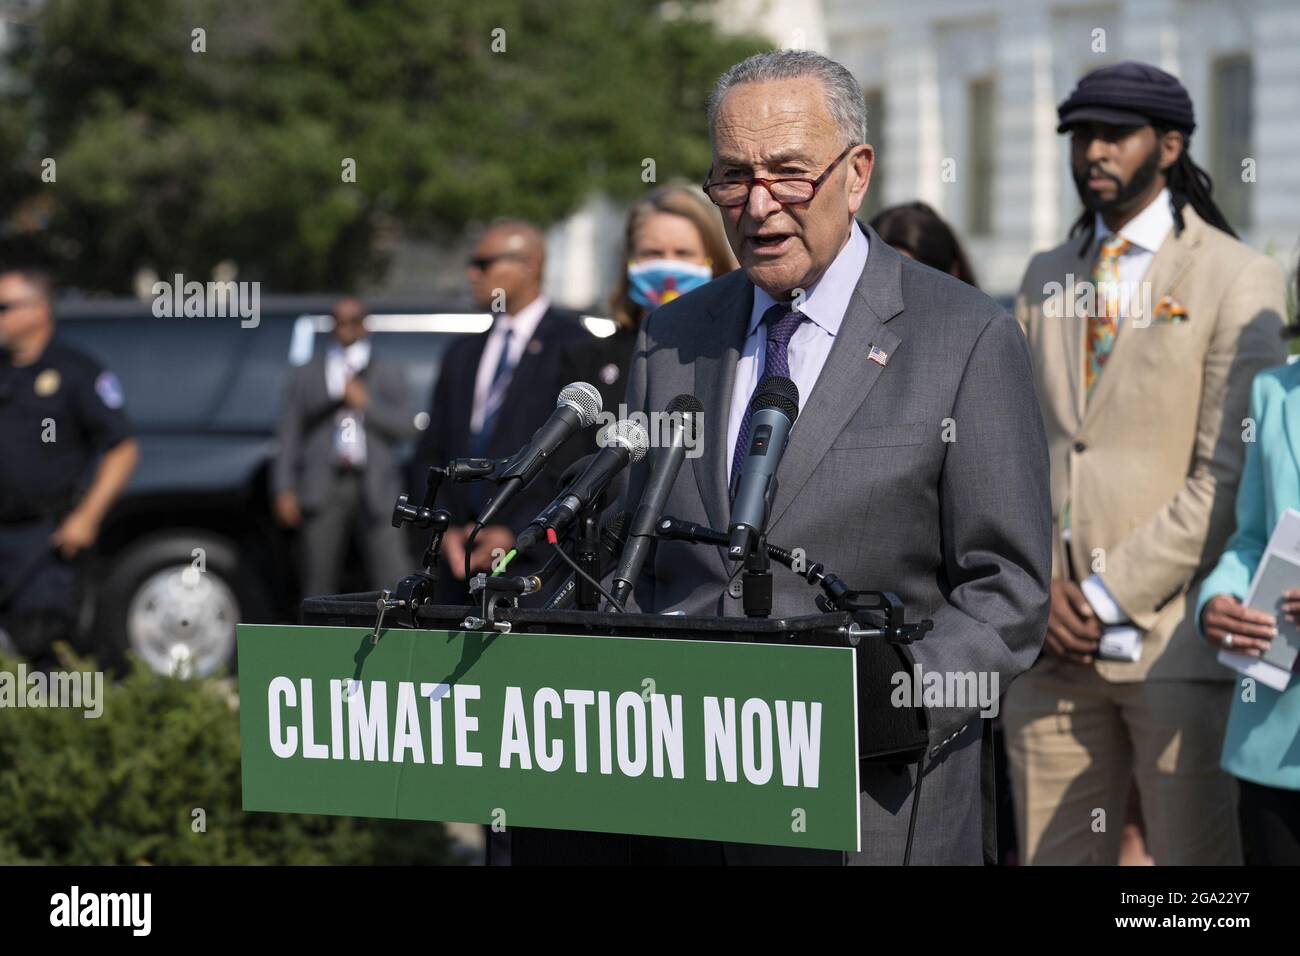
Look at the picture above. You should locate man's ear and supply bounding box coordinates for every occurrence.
[846,144,875,216]
[1158,129,1184,172]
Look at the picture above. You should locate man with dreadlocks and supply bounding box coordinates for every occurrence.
[1004,61,1287,865]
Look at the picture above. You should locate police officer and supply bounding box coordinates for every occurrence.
[0,266,138,666]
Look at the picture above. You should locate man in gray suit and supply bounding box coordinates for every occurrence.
[273,297,416,597]
[619,50,1052,863]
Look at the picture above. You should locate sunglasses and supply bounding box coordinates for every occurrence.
[0,297,40,314]
[468,253,525,271]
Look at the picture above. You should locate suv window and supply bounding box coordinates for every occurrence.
[55,310,489,435]
[59,316,295,431]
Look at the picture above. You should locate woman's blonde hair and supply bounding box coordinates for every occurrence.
[608,183,736,331]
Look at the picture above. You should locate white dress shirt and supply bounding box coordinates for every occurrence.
[470,295,550,435]
[1079,188,1175,625]
[726,224,870,484]
[326,338,370,466]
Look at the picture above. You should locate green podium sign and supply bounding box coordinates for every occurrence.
[238,624,861,851]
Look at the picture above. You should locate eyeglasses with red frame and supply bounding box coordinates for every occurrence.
[702,145,858,208]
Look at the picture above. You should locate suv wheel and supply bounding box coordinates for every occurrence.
[101,532,268,677]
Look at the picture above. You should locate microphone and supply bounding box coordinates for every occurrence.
[543,512,630,610]
[515,419,650,555]
[474,382,603,528]
[556,450,632,520]
[609,394,703,607]
[728,376,799,561]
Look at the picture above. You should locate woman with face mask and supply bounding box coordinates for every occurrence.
[560,184,736,416]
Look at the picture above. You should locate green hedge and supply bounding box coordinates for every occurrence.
[0,651,455,865]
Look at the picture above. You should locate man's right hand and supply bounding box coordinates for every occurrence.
[1044,579,1103,664]
[441,523,472,580]
[274,491,302,528]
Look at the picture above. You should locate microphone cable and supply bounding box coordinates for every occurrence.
[904,764,923,866]
[491,548,519,576]
[546,529,625,612]
[464,523,481,584]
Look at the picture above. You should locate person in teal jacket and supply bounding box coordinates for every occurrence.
[1198,355,1300,865]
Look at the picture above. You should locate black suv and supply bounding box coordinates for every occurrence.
[52,297,613,677]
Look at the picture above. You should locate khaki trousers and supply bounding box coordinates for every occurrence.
[1002,658,1241,865]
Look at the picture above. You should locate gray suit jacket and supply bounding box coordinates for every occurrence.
[272,351,417,518]
[620,225,1052,863]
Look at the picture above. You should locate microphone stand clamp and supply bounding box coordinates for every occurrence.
[738,475,777,618]
[741,532,773,618]
[467,572,540,630]
[815,578,934,646]
[379,465,459,638]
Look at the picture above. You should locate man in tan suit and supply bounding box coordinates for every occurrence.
[1005,62,1288,865]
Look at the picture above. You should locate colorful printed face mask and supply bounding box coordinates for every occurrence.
[627,259,713,309]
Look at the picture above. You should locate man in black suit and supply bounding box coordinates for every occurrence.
[413,220,591,603]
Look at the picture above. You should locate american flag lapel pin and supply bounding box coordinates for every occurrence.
[867,344,889,367]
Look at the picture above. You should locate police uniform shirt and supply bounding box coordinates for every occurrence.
[0,339,133,521]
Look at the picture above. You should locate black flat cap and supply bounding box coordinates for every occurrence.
[1057,61,1196,135]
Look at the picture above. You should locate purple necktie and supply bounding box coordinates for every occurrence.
[730,302,805,492]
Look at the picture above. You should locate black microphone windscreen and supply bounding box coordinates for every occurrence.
[602,511,629,546]
[666,393,704,443]
[751,375,799,421]
[666,393,705,415]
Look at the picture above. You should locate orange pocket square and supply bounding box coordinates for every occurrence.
[1153,295,1189,323]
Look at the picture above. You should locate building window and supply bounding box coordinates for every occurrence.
[1211,54,1253,231]
[861,88,886,220]
[967,78,995,237]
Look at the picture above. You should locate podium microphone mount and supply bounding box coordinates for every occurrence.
[657,515,934,645]
[377,460,503,641]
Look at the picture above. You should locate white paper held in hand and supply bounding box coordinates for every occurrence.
[1218,508,1300,691]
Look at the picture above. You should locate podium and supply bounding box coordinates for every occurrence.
[236,595,929,861]
[298,594,929,765]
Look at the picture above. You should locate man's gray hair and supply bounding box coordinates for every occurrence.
[707,50,867,147]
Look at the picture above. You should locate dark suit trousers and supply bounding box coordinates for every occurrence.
[1239,778,1300,865]
[300,469,410,598]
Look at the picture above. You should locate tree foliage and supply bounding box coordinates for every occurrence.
[0,0,766,292]
[0,651,456,865]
